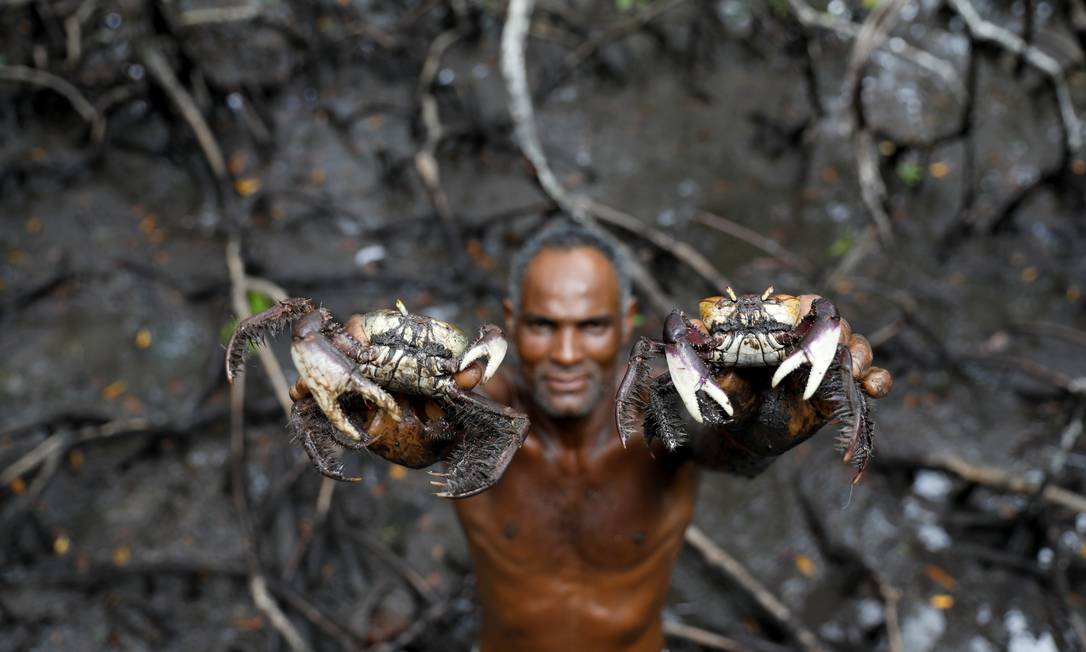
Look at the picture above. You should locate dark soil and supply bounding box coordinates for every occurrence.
[2,1,1085,650]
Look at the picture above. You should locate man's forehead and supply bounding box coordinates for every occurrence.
[520,246,620,317]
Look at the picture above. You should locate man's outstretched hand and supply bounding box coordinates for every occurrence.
[690,294,892,472]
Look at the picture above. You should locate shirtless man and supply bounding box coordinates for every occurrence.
[300,221,892,651]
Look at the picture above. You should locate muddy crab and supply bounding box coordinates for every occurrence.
[225,298,528,497]
[615,288,874,481]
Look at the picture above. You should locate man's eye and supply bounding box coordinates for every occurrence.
[582,321,610,333]
[526,320,553,332]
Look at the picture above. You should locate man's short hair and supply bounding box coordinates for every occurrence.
[507,219,633,317]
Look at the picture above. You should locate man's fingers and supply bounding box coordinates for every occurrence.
[453,360,485,390]
[838,318,852,345]
[289,378,310,401]
[862,367,892,399]
[797,294,821,317]
[847,334,872,378]
[345,314,367,343]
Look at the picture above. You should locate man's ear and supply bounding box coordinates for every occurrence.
[503,298,515,335]
[621,297,638,344]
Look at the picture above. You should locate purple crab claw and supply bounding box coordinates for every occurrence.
[459,324,507,385]
[771,297,842,400]
[663,311,733,423]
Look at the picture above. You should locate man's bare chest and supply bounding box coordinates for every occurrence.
[454,438,697,574]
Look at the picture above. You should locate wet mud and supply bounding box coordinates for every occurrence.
[2,1,1085,650]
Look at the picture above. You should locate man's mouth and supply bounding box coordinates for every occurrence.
[542,374,590,393]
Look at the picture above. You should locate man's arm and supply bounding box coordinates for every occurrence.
[684,297,892,476]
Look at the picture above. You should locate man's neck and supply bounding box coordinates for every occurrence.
[522,385,615,452]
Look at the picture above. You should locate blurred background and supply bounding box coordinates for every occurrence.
[1,0,1085,650]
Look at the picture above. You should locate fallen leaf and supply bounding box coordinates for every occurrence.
[794,554,816,577]
[925,564,957,590]
[102,381,126,401]
[113,545,131,567]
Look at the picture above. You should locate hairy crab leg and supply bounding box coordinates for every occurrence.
[615,336,666,448]
[458,324,508,385]
[289,398,362,482]
[771,297,842,400]
[663,311,733,423]
[429,391,529,498]
[812,345,875,484]
[225,297,317,382]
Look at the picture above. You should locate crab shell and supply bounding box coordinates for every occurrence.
[697,293,803,367]
[355,309,470,396]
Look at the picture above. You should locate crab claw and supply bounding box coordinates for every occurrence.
[459,324,507,385]
[771,297,842,400]
[663,311,733,423]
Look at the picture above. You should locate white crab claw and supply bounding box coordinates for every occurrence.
[699,376,734,417]
[771,319,842,400]
[801,320,840,399]
[459,331,507,385]
[665,343,734,423]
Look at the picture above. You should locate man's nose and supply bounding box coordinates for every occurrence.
[550,326,582,366]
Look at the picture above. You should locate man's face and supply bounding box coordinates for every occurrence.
[506,246,634,419]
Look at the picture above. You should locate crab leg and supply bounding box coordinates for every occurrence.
[663,311,733,423]
[771,297,842,400]
[458,324,508,385]
[429,391,529,498]
[615,336,664,447]
[225,297,317,382]
[289,398,362,482]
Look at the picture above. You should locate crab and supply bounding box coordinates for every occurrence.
[225,297,528,497]
[615,287,874,481]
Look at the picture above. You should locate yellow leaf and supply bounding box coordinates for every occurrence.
[234,177,262,197]
[930,594,955,609]
[925,564,957,590]
[135,329,152,349]
[113,545,131,566]
[227,152,247,176]
[102,381,126,400]
[389,465,408,480]
[54,534,71,556]
[794,554,816,577]
[10,477,26,495]
[140,215,156,235]
[928,161,951,178]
